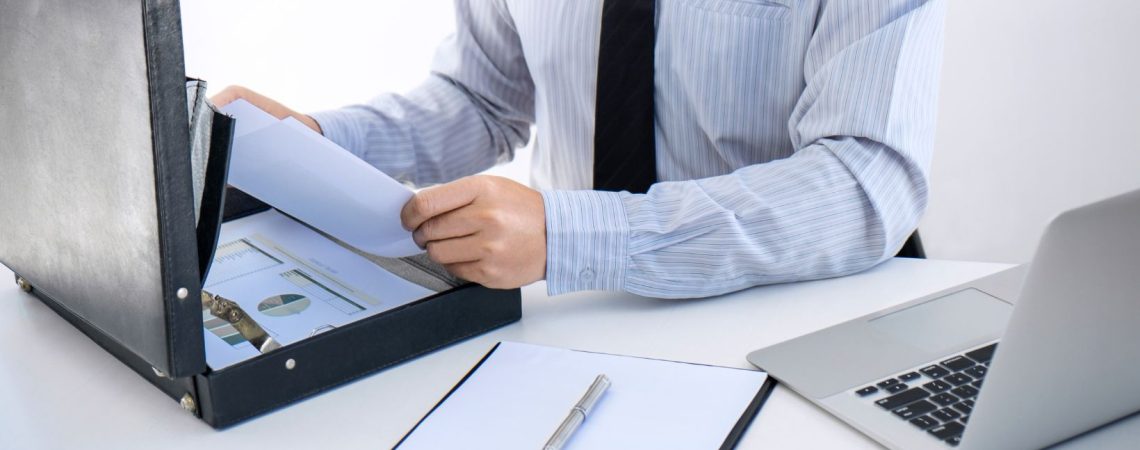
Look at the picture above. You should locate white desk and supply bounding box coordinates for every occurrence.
[1,258,1137,449]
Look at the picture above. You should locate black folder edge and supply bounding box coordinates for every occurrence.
[722,374,777,450]
[394,342,504,449]
[395,342,779,449]
[144,0,207,378]
[194,110,236,284]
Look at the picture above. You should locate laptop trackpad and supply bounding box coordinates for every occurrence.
[747,288,1013,399]
[868,288,1012,354]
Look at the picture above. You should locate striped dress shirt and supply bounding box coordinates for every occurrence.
[311,0,947,298]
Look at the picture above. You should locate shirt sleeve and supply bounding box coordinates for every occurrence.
[310,0,535,186]
[543,0,947,298]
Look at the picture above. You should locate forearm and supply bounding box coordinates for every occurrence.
[542,137,924,298]
[311,74,527,186]
[311,0,534,186]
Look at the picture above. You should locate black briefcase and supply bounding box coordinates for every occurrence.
[0,0,520,429]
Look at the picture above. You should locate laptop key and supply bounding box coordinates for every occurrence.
[941,356,975,371]
[965,343,998,363]
[951,385,979,399]
[876,387,930,410]
[952,401,973,415]
[921,365,951,379]
[909,415,939,430]
[855,386,879,397]
[931,393,959,406]
[944,373,973,386]
[927,421,966,440]
[963,365,987,379]
[886,383,908,393]
[893,400,937,419]
[932,408,961,422]
[924,380,952,393]
[945,436,962,446]
[899,371,921,382]
[877,378,900,388]
[971,380,983,389]
[961,414,970,423]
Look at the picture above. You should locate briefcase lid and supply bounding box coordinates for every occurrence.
[0,0,205,377]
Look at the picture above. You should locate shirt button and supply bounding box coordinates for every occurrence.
[579,268,595,281]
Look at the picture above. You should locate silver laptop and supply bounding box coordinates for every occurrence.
[747,189,1140,449]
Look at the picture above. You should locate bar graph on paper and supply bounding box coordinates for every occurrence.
[203,313,248,346]
[281,269,366,315]
[206,238,283,287]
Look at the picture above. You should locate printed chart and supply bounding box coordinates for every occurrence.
[206,239,282,286]
[200,210,435,369]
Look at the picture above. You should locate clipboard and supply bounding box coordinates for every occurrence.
[398,342,778,449]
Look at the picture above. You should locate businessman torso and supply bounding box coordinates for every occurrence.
[484,0,810,189]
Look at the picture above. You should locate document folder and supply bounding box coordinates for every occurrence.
[0,0,520,428]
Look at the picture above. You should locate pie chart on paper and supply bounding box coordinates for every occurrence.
[258,294,311,317]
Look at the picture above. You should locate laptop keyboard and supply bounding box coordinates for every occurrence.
[853,342,998,447]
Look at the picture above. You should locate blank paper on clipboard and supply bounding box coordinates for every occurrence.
[398,341,774,450]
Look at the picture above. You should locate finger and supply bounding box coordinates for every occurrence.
[209,86,298,121]
[401,177,485,231]
[300,115,323,134]
[209,85,248,107]
[425,235,485,265]
[234,88,292,119]
[413,207,479,248]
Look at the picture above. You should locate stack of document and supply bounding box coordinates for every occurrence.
[198,101,449,369]
[201,210,436,369]
[398,342,774,449]
[220,100,421,257]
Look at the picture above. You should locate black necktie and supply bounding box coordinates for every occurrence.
[593,0,657,194]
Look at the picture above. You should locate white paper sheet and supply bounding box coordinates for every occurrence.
[222,101,421,257]
[202,210,433,369]
[399,342,770,450]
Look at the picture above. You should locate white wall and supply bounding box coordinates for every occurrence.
[182,0,453,111]
[183,0,1140,265]
[181,0,529,182]
[923,0,1140,263]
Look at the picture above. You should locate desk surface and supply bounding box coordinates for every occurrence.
[1,258,1137,449]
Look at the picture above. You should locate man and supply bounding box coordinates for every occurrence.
[213,0,945,298]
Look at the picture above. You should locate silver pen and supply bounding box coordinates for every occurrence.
[544,374,612,450]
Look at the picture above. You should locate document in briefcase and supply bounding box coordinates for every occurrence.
[0,0,520,429]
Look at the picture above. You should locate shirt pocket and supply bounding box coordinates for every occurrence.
[679,0,790,20]
[657,0,802,167]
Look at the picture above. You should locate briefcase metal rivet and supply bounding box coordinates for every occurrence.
[285,358,296,370]
[176,287,189,300]
[16,277,32,293]
[180,393,197,414]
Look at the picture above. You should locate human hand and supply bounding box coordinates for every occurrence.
[210,85,323,134]
[401,176,546,289]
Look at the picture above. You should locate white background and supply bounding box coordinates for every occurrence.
[182,0,1140,265]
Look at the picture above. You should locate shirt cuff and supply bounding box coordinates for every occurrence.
[308,108,371,160]
[541,190,630,295]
